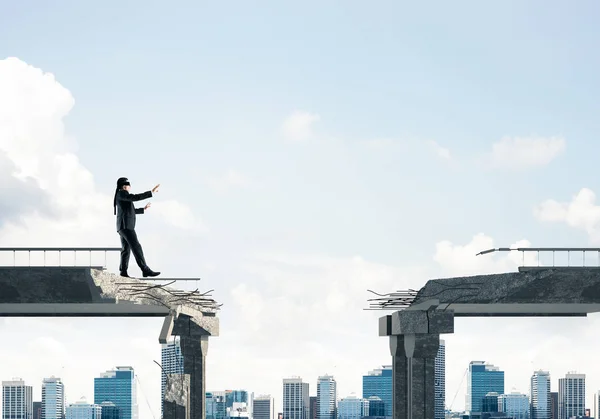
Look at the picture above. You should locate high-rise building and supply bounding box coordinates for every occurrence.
[309,397,317,419]
[42,377,65,419]
[253,396,274,419]
[283,378,309,419]
[227,402,250,418]
[33,402,42,419]
[558,373,585,419]
[366,396,385,417]
[207,392,227,419]
[337,396,368,419]
[362,366,392,417]
[227,391,250,409]
[2,378,33,419]
[466,362,504,413]
[65,399,102,419]
[435,340,446,419]
[161,339,184,417]
[99,402,120,419]
[93,367,137,419]
[550,392,558,419]
[499,392,529,419]
[317,376,336,419]
[531,371,551,419]
[482,393,499,413]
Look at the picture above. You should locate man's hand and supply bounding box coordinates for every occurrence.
[152,184,160,193]
[145,203,151,210]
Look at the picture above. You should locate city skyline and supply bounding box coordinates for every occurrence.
[3,1,600,417]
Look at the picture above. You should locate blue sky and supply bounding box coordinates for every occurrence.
[2,1,600,417]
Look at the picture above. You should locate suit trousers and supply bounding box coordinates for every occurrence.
[118,228,148,273]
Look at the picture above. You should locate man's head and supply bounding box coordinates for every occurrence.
[117,177,131,191]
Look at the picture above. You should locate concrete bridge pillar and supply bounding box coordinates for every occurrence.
[179,335,209,419]
[379,307,454,419]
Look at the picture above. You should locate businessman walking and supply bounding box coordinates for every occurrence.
[113,177,161,278]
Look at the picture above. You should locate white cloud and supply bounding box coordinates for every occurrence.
[206,169,253,193]
[485,136,565,169]
[534,188,600,242]
[0,57,203,246]
[281,110,320,142]
[428,140,452,161]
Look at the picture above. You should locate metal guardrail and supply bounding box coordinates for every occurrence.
[476,247,600,268]
[0,247,121,268]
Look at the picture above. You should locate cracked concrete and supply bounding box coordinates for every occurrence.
[411,268,600,315]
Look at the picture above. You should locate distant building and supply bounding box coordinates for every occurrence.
[337,395,368,419]
[550,393,558,419]
[207,392,227,419]
[227,391,249,409]
[436,340,446,419]
[363,367,392,417]
[227,402,250,419]
[482,393,499,413]
[94,366,137,419]
[161,339,184,417]
[558,373,585,419]
[317,376,336,419]
[531,371,551,419]
[66,399,102,419]
[466,362,505,413]
[498,392,529,419]
[283,378,309,419]
[366,397,385,417]
[42,376,65,419]
[310,397,317,419]
[33,402,42,419]
[2,378,33,419]
[100,401,120,419]
[253,395,274,419]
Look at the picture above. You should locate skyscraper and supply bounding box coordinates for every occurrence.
[253,395,274,419]
[499,392,529,419]
[558,373,585,419]
[33,402,42,419]
[226,391,249,409]
[2,378,33,419]
[283,378,309,419]
[65,399,102,419]
[435,340,446,419]
[337,396,368,419]
[161,339,184,417]
[550,392,558,419]
[309,397,317,419]
[317,376,336,419]
[42,377,65,419]
[94,367,137,419]
[466,361,504,413]
[362,366,392,417]
[99,402,120,419]
[531,371,551,419]
[207,392,226,419]
[366,397,385,417]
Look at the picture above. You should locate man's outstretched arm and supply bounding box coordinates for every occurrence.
[135,207,145,214]
[117,189,152,202]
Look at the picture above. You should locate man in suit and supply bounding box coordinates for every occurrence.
[113,177,161,278]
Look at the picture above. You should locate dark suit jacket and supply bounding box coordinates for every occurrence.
[115,190,153,231]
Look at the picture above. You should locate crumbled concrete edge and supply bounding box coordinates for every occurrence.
[89,269,219,314]
[165,374,190,405]
[412,268,600,305]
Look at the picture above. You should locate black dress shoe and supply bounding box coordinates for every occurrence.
[120,271,130,278]
[143,269,161,277]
